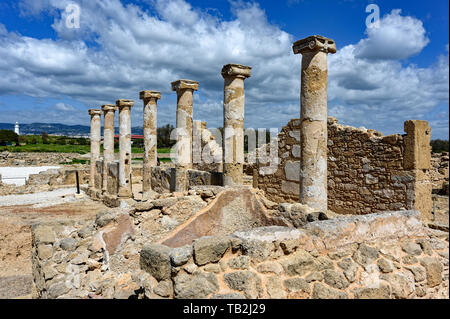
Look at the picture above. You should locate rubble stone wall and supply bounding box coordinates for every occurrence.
[257,118,432,219]
[0,167,89,196]
[30,209,449,299]
[0,151,84,166]
[430,152,449,195]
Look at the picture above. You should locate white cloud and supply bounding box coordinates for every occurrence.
[0,0,448,139]
[54,102,75,111]
[354,9,430,60]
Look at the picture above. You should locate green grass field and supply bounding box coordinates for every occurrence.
[0,143,173,155]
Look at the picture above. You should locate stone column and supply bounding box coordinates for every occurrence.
[171,79,198,168]
[404,120,432,221]
[293,35,336,212]
[140,90,161,199]
[101,104,117,194]
[221,63,251,186]
[192,120,203,165]
[88,109,102,190]
[116,99,134,198]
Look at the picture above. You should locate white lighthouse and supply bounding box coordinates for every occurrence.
[14,122,20,135]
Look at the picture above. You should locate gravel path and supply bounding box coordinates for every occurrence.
[0,187,81,207]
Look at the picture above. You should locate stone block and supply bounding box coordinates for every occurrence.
[193,236,230,266]
[140,244,171,281]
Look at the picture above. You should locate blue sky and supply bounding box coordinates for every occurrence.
[0,0,448,138]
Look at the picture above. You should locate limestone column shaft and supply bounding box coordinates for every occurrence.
[293,35,336,212]
[116,99,134,198]
[171,79,198,169]
[88,109,102,189]
[101,104,117,193]
[221,63,251,186]
[140,91,161,196]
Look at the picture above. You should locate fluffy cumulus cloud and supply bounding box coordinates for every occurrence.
[354,9,429,60]
[0,1,448,139]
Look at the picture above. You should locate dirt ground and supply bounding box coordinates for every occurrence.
[0,197,107,299]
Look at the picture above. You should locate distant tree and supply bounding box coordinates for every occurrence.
[157,124,176,148]
[133,138,144,148]
[18,136,26,146]
[0,130,18,145]
[431,139,449,153]
[30,137,38,145]
[76,138,88,145]
[41,131,49,144]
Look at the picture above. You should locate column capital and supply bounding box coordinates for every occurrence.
[221,64,251,79]
[171,79,199,92]
[88,109,102,117]
[101,104,117,113]
[116,99,134,109]
[140,90,161,101]
[293,35,336,55]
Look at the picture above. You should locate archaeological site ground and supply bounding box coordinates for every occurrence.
[0,35,448,302]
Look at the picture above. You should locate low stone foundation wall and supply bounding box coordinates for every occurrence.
[0,166,89,196]
[430,152,449,194]
[30,208,448,299]
[0,151,84,166]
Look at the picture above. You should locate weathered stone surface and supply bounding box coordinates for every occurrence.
[37,244,53,260]
[283,277,310,296]
[140,244,171,281]
[211,293,246,299]
[305,272,324,283]
[154,280,172,298]
[353,244,379,266]
[352,283,391,299]
[323,269,349,289]
[170,245,192,266]
[381,273,415,299]
[256,262,283,275]
[47,280,70,298]
[266,276,286,299]
[312,283,348,299]
[60,238,77,251]
[32,225,56,245]
[315,256,334,271]
[280,250,315,276]
[202,264,220,273]
[337,258,358,283]
[78,225,94,239]
[95,210,120,228]
[420,257,443,287]
[377,258,394,273]
[401,242,422,256]
[406,266,426,282]
[193,236,230,265]
[228,256,250,270]
[173,272,218,299]
[223,271,262,299]
[402,255,418,265]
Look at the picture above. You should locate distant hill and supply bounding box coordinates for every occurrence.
[0,123,144,137]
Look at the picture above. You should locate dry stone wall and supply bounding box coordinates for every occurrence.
[0,151,84,166]
[0,166,89,196]
[430,152,449,195]
[257,117,433,219]
[30,209,449,299]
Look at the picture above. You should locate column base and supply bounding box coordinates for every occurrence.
[118,186,133,199]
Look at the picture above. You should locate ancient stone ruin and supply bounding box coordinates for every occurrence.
[27,35,448,299]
